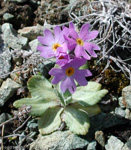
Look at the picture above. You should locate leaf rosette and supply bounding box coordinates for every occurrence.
[14,75,108,135]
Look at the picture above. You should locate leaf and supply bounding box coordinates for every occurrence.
[14,97,59,116]
[72,82,108,106]
[72,89,108,106]
[76,81,102,92]
[70,102,101,117]
[28,75,59,101]
[13,75,60,117]
[38,107,63,134]
[63,106,90,135]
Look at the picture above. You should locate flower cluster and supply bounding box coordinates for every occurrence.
[37,22,100,94]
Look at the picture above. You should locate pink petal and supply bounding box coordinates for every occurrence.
[71,57,86,68]
[79,23,90,40]
[40,50,55,58]
[37,45,55,58]
[37,45,50,52]
[69,29,79,40]
[74,45,83,58]
[60,77,76,94]
[85,69,92,77]
[84,43,100,57]
[81,49,91,60]
[49,68,65,84]
[64,35,76,50]
[74,70,88,86]
[44,29,54,41]
[69,22,75,30]
[37,36,53,46]
[54,26,62,42]
[85,31,99,41]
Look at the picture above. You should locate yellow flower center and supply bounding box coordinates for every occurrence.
[76,38,84,46]
[65,67,75,76]
[52,43,61,51]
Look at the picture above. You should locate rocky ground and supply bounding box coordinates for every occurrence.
[0,0,131,150]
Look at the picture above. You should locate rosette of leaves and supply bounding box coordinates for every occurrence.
[14,75,108,135]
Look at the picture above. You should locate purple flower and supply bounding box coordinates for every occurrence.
[37,26,68,58]
[56,43,71,66]
[49,58,92,94]
[65,23,100,60]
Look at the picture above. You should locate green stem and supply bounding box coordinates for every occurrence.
[53,85,65,107]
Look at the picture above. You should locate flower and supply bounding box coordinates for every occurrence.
[65,22,100,60]
[49,58,92,94]
[56,43,71,66]
[37,26,68,58]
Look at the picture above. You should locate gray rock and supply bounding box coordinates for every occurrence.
[95,131,105,147]
[2,23,28,50]
[86,112,129,141]
[122,136,131,150]
[125,109,131,120]
[115,107,126,118]
[4,0,27,3]
[87,141,97,150]
[29,0,40,6]
[0,79,3,86]
[29,39,39,52]
[0,113,11,124]
[119,97,126,108]
[18,24,43,41]
[105,136,124,150]
[3,13,14,21]
[0,49,11,79]
[0,78,21,106]
[122,86,131,109]
[30,130,88,150]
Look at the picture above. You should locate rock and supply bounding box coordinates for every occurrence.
[119,97,126,108]
[115,107,126,118]
[18,24,43,41]
[0,113,11,124]
[122,136,131,150]
[95,131,105,147]
[0,79,3,86]
[0,2,33,30]
[0,78,21,106]
[86,112,129,141]
[4,0,27,3]
[29,39,39,52]
[2,23,28,50]
[30,130,88,150]
[29,0,40,7]
[87,141,97,150]
[125,109,131,120]
[3,13,14,21]
[122,86,131,109]
[105,136,124,150]
[0,49,11,79]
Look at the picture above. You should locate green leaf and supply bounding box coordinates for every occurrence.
[72,89,108,106]
[70,102,101,117]
[38,107,63,134]
[63,106,90,135]
[13,97,59,116]
[28,75,59,101]
[76,81,102,92]
[13,75,61,117]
